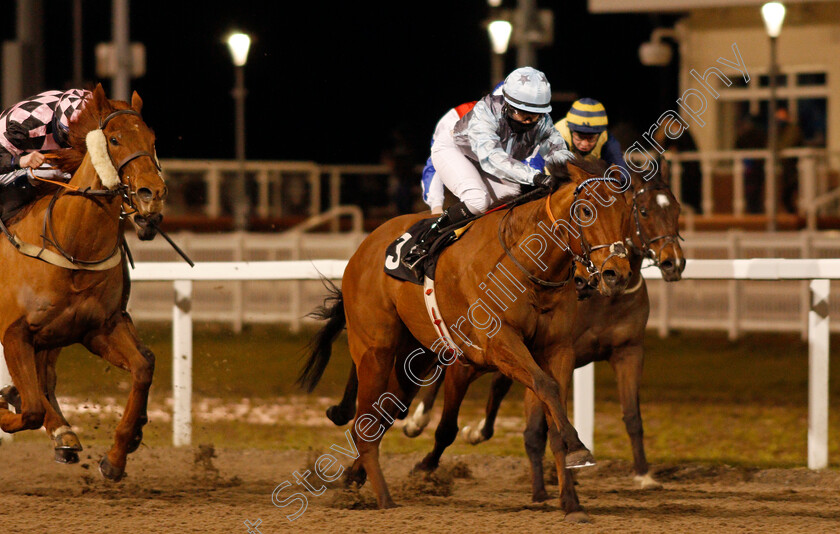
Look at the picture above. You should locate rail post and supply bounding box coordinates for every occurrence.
[173,279,193,447]
[573,363,595,451]
[808,278,829,469]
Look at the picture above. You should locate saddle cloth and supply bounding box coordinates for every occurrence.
[384,218,473,285]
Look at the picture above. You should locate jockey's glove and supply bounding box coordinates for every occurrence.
[533,173,556,190]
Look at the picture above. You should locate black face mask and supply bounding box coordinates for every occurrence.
[506,115,537,134]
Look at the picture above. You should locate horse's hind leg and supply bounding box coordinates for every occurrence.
[326,363,358,426]
[347,328,428,508]
[523,388,550,502]
[0,321,46,433]
[414,363,478,472]
[403,367,445,438]
[83,313,154,481]
[463,371,514,444]
[38,349,83,464]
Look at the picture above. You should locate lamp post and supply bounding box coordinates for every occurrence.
[761,2,786,231]
[227,32,251,232]
[487,19,512,87]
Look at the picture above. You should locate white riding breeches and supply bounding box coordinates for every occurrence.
[431,128,521,215]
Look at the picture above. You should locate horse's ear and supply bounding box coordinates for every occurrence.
[92,84,109,115]
[131,91,143,113]
[659,157,671,186]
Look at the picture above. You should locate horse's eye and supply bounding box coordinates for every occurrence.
[579,206,592,218]
[109,137,119,146]
[640,208,648,217]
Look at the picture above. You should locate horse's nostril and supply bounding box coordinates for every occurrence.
[661,259,674,271]
[602,270,618,284]
[137,187,153,202]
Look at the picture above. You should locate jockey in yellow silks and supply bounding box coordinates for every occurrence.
[555,98,629,175]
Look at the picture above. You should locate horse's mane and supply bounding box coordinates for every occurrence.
[50,90,127,174]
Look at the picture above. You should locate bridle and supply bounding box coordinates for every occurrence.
[0,108,163,269]
[497,177,627,288]
[627,184,684,269]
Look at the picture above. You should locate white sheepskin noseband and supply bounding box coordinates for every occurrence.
[85,129,121,190]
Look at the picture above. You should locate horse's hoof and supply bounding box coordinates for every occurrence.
[402,403,430,438]
[633,473,663,490]
[412,459,438,473]
[326,405,352,426]
[345,468,367,487]
[0,385,20,412]
[565,511,591,523]
[378,498,398,509]
[461,418,488,445]
[55,449,80,464]
[403,421,423,438]
[565,449,596,469]
[532,489,550,502]
[98,456,125,482]
[53,428,83,451]
[126,429,143,454]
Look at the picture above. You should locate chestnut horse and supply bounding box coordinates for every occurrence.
[0,84,166,481]
[400,164,685,498]
[300,158,632,520]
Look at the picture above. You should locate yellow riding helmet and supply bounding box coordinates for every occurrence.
[566,98,608,134]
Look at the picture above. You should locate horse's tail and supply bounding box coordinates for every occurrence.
[297,278,346,392]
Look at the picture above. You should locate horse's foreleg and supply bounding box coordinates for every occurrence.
[414,364,478,471]
[464,371,514,444]
[547,421,588,522]
[487,333,590,467]
[610,344,661,489]
[0,320,45,433]
[326,362,358,426]
[83,313,154,481]
[403,367,445,438]
[541,344,589,521]
[523,388,550,502]
[39,348,83,463]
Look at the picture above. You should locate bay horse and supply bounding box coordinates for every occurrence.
[400,163,684,499]
[300,157,632,520]
[0,84,166,481]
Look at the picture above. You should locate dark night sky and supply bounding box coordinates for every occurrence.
[12,1,681,165]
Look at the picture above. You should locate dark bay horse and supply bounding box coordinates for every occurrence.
[0,84,167,481]
[401,165,685,498]
[300,158,632,520]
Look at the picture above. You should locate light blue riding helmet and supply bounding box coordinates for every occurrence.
[502,66,552,114]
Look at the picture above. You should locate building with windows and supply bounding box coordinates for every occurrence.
[591,0,840,224]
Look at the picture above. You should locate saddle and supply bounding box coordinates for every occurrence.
[0,174,39,223]
[384,218,474,285]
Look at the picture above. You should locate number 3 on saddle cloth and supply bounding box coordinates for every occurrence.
[384,218,474,285]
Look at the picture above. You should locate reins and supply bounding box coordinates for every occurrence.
[496,176,627,288]
[0,108,191,270]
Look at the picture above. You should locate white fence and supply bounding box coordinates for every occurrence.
[157,151,840,225]
[123,230,840,340]
[0,259,833,471]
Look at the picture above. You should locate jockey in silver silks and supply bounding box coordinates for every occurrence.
[402,66,572,270]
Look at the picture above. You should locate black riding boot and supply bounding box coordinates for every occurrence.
[402,201,473,270]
